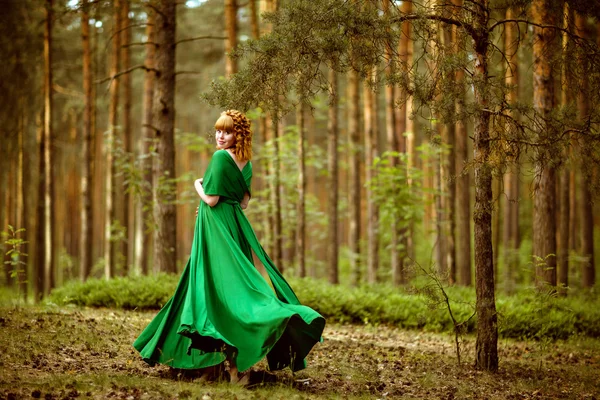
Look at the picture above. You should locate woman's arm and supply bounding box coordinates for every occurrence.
[240,192,250,210]
[194,178,220,207]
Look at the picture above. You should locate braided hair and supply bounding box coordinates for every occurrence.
[214,109,253,162]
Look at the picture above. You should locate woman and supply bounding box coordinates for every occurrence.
[133,110,325,384]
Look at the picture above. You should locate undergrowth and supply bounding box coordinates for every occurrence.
[44,274,600,341]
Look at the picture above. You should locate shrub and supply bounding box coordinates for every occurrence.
[46,275,600,340]
[47,274,177,309]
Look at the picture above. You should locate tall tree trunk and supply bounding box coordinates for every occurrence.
[428,17,447,278]
[43,0,55,295]
[271,115,283,271]
[558,3,574,293]
[576,13,595,289]
[105,0,121,278]
[152,0,178,274]
[364,66,379,284]
[384,0,400,284]
[80,0,93,281]
[262,0,281,271]
[348,67,361,285]
[136,8,155,276]
[472,0,498,372]
[249,0,259,40]
[433,130,446,275]
[453,0,471,286]
[492,177,500,284]
[502,7,520,294]
[91,11,102,265]
[18,101,28,299]
[34,112,45,301]
[439,15,456,283]
[296,101,306,277]
[121,0,132,274]
[532,0,561,287]
[224,0,238,77]
[0,134,7,285]
[327,64,339,284]
[4,130,14,286]
[400,0,415,265]
[392,0,412,285]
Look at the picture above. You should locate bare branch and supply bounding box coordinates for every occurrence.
[142,123,159,133]
[122,41,158,48]
[175,71,202,76]
[176,35,227,45]
[96,64,157,85]
[489,19,587,43]
[52,83,84,99]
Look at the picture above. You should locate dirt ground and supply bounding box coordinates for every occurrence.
[0,306,598,399]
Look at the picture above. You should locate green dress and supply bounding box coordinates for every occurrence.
[133,150,325,372]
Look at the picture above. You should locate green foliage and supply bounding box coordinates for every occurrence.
[367,143,441,277]
[46,274,174,310]
[2,225,28,291]
[203,0,386,113]
[46,275,600,341]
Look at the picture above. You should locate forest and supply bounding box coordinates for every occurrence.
[1,0,600,398]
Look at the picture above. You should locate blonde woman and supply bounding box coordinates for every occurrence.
[133,110,325,384]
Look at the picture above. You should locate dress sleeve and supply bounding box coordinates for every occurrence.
[202,151,228,196]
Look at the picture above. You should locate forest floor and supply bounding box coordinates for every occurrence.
[0,305,599,400]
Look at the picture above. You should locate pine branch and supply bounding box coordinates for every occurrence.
[391,13,477,41]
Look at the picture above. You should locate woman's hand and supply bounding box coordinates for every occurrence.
[240,192,250,210]
[195,178,220,207]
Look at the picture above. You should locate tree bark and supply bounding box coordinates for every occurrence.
[348,67,361,285]
[18,101,28,299]
[502,7,520,294]
[401,0,415,264]
[34,111,45,301]
[452,0,471,287]
[152,0,178,274]
[492,177,500,284]
[296,101,306,278]
[43,0,55,295]
[327,64,339,284]
[532,0,562,287]
[384,0,401,285]
[394,1,413,285]
[224,0,238,77]
[473,0,498,372]
[364,66,379,284]
[105,0,121,279]
[271,114,283,271]
[136,8,155,276]
[440,16,456,282]
[558,2,574,293]
[576,13,595,289]
[249,0,259,40]
[121,0,132,275]
[80,0,93,281]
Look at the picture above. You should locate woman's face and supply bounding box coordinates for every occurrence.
[215,130,235,149]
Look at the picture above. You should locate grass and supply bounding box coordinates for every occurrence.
[0,305,599,399]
